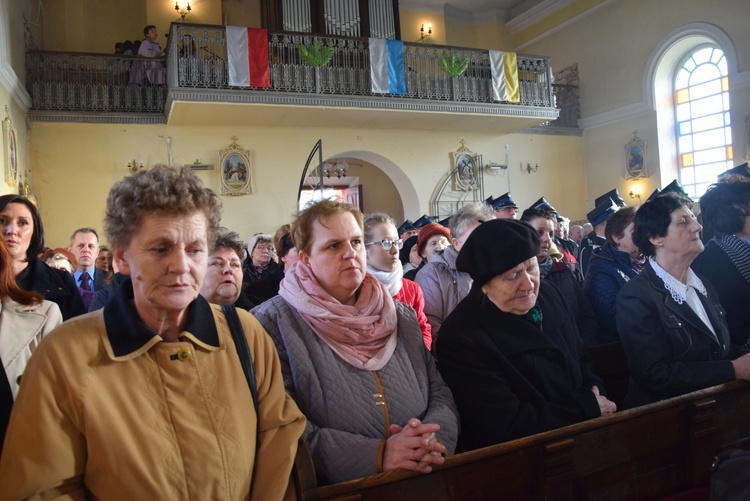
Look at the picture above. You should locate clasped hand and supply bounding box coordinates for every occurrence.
[383,418,445,474]
[592,386,616,416]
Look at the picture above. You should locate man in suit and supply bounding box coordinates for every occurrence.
[69,228,106,291]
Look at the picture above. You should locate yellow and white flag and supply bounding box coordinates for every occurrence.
[489,51,520,102]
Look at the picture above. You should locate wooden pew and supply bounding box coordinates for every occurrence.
[293,381,750,500]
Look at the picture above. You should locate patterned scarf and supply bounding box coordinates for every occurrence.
[538,257,554,279]
[366,261,404,297]
[524,304,544,331]
[279,261,398,371]
[630,254,647,274]
[714,235,750,287]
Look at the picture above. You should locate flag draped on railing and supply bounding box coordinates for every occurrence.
[226,26,270,88]
[369,39,406,95]
[489,50,520,102]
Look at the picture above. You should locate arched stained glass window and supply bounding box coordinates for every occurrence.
[675,46,732,199]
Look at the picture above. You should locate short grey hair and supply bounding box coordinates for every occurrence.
[449,202,496,242]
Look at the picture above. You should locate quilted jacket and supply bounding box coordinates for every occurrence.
[414,246,472,346]
[252,297,459,486]
[583,244,639,343]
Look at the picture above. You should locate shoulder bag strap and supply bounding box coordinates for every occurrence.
[222,304,259,417]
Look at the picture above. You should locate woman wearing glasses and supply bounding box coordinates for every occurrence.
[242,233,279,285]
[364,213,432,350]
[251,199,458,486]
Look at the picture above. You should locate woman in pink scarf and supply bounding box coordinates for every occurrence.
[252,200,458,486]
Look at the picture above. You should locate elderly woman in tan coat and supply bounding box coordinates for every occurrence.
[0,166,305,500]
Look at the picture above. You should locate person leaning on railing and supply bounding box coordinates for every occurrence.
[616,192,750,409]
[252,199,459,486]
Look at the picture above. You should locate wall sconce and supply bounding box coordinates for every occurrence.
[524,162,539,174]
[420,24,432,42]
[175,1,192,22]
[629,190,641,202]
[127,160,145,174]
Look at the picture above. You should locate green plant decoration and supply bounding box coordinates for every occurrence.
[299,40,334,67]
[440,53,470,77]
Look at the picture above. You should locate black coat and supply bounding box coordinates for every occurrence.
[545,261,599,347]
[437,281,603,452]
[17,257,86,320]
[692,239,750,349]
[616,262,737,408]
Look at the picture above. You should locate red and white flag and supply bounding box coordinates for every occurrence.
[226,26,270,88]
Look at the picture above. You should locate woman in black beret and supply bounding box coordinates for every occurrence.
[436,218,616,452]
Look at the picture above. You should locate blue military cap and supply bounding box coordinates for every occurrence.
[413,214,434,229]
[491,192,518,210]
[398,219,416,235]
[719,162,750,180]
[437,216,451,228]
[530,196,557,215]
[661,179,691,201]
[594,189,626,208]
[587,198,619,226]
[645,188,661,203]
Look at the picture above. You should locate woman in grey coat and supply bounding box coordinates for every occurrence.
[252,200,458,486]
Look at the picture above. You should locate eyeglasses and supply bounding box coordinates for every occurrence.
[254,245,273,252]
[365,239,404,251]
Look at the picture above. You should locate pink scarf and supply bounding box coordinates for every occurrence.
[279,260,398,371]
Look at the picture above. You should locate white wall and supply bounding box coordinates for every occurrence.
[520,0,750,208]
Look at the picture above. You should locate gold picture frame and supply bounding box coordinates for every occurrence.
[452,140,480,192]
[219,136,253,196]
[624,130,647,180]
[3,106,18,188]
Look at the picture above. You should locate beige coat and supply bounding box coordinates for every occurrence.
[0,283,305,501]
[0,297,62,399]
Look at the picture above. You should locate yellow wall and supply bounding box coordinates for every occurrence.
[398,10,445,46]
[18,0,749,249]
[41,0,223,54]
[28,122,586,248]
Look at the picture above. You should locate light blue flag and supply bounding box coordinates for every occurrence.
[369,39,406,95]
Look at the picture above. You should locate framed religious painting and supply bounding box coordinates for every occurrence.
[624,130,647,180]
[3,106,18,188]
[219,136,253,196]
[452,140,480,192]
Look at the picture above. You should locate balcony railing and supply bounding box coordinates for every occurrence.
[26,52,167,113]
[25,23,571,123]
[168,24,555,106]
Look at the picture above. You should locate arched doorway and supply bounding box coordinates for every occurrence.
[301,150,419,222]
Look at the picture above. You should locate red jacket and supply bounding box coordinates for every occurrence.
[394,278,433,351]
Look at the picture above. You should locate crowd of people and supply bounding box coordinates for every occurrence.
[1,166,749,497]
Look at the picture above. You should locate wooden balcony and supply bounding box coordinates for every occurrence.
[26,23,568,133]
